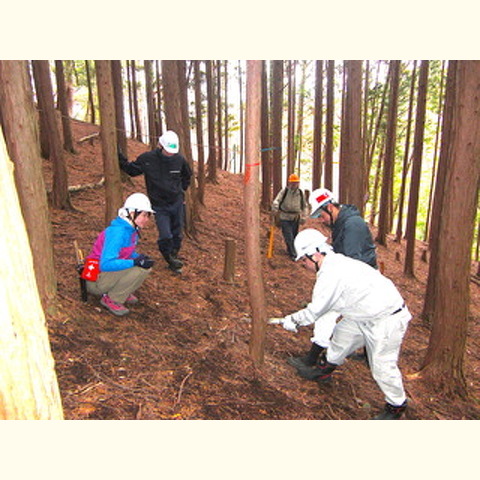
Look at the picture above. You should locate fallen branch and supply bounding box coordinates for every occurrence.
[68,177,105,192]
[174,371,193,406]
[77,132,100,144]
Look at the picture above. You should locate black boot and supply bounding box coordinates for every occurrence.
[162,252,183,272]
[287,343,325,369]
[296,360,337,382]
[373,400,407,420]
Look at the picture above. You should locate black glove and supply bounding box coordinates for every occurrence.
[133,254,154,269]
[118,151,128,167]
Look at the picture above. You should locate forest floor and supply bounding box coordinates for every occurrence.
[44,119,480,420]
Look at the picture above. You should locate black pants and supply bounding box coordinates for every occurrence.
[280,219,299,259]
[153,197,185,256]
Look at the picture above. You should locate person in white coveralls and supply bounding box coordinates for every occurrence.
[269,228,411,420]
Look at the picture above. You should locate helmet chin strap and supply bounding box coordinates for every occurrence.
[305,254,320,272]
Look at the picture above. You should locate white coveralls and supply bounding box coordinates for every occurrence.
[290,252,411,406]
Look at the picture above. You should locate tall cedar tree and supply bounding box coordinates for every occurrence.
[324,60,335,190]
[0,60,57,314]
[295,60,308,174]
[144,60,157,150]
[312,60,323,190]
[244,60,267,366]
[206,60,217,182]
[95,61,123,226]
[216,60,223,169]
[271,60,283,198]
[286,60,296,176]
[85,60,95,124]
[31,60,72,210]
[131,61,142,142]
[422,61,457,322]
[223,61,229,171]
[395,61,417,242]
[419,60,480,397]
[54,60,75,153]
[111,60,128,157]
[237,61,244,173]
[339,60,363,211]
[404,60,429,277]
[260,60,272,210]
[377,60,400,245]
[193,60,206,205]
[154,61,163,140]
[0,125,63,419]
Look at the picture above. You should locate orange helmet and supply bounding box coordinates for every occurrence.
[288,173,300,183]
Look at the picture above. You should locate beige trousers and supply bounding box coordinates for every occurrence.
[86,266,151,304]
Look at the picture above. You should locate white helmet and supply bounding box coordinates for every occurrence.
[294,229,332,261]
[310,188,336,218]
[123,193,154,213]
[158,130,179,154]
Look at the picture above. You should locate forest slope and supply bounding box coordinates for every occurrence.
[44,119,480,420]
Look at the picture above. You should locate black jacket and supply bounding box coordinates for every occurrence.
[120,148,192,207]
[331,205,377,268]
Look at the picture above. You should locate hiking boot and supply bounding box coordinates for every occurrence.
[163,252,183,271]
[373,401,407,420]
[287,344,325,369]
[100,294,130,317]
[125,294,139,304]
[296,361,337,382]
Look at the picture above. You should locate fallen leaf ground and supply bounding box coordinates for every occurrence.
[44,119,480,420]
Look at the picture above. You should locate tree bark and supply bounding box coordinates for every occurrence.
[324,60,335,190]
[85,60,95,124]
[420,61,480,398]
[287,60,296,176]
[193,60,206,205]
[144,60,157,150]
[0,126,63,419]
[377,60,400,245]
[131,61,142,142]
[95,61,123,226]
[0,60,57,314]
[206,60,217,182]
[245,60,267,366]
[31,60,72,210]
[271,60,283,198]
[404,60,429,277]
[54,60,75,153]
[111,60,128,157]
[312,60,323,190]
[260,60,272,210]
[216,60,223,169]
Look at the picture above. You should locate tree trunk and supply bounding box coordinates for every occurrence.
[131,61,142,142]
[260,60,272,210]
[245,60,267,366]
[395,61,417,242]
[419,61,480,398]
[295,60,308,174]
[95,61,123,226]
[422,61,457,322]
[238,61,244,173]
[312,60,323,190]
[224,60,229,171]
[0,126,63,419]
[54,60,75,153]
[31,60,72,210]
[404,60,429,277]
[216,60,223,169]
[126,60,136,139]
[339,60,363,211]
[271,60,283,198]
[377,60,400,245]
[154,61,163,140]
[287,60,296,176]
[0,60,57,314]
[144,60,157,150]
[193,60,206,205]
[324,60,335,190]
[206,60,217,182]
[111,60,128,157]
[85,60,95,124]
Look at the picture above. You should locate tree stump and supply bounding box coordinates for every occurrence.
[223,239,236,282]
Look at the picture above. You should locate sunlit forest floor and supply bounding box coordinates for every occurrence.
[44,119,480,420]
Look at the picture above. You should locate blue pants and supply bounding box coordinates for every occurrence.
[153,197,185,256]
[280,219,299,258]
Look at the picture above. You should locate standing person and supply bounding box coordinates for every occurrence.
[83,193,155,317]
[269,229,411,420]
[271,173,309,260]
[119,130,192,274]
[287,188,377,371]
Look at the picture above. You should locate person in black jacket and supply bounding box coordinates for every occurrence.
[287,188,378,373]
[119,130,192,273]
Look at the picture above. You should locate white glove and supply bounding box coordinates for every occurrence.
[268,315,298,333]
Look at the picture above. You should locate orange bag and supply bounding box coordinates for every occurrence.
[81,258,100,281]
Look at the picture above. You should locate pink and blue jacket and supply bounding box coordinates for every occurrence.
[87,216,140,272]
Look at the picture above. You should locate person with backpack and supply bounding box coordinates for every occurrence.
[119,130,192,274]
[271,174,309,260]
[83,193,155,317]
[269,229,411,420]
[287,188,378,374]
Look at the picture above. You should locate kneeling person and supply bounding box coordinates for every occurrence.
[84,193,155,316]
[269,229,411,420]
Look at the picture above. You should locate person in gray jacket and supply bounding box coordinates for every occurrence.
[287,188,377,371]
